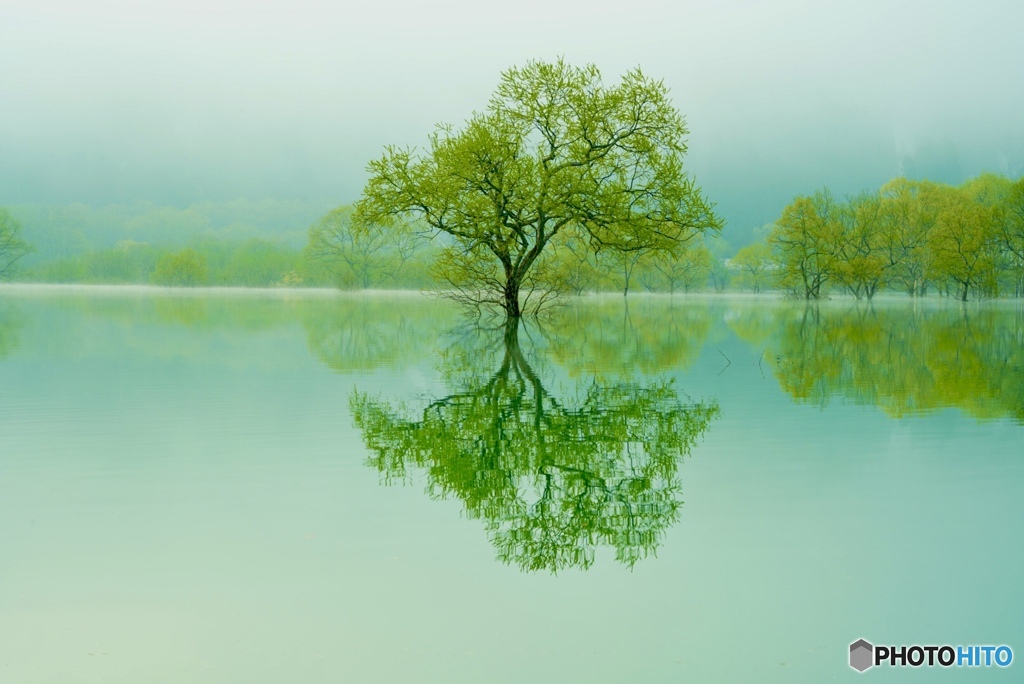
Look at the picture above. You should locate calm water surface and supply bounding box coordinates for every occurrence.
[1,286,1022,682]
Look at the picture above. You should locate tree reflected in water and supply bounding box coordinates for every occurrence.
[350,320,719,572]
[544,298,715,378]
[0,300,23,360]
[730,302,1024,422]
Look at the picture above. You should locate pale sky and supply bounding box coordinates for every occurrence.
[2,0,1022,238]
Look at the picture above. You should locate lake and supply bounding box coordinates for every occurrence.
[1,286,1021,682]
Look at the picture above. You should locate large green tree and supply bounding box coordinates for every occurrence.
[355,59,720,317]
[0,209,32,280]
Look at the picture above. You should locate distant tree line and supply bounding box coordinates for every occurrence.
[4,172,1023,298]
[305,201,731,297]
[758,173,1024,300]
[26,239,304,287]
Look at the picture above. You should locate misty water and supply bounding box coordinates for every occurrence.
[1,286,1022,683]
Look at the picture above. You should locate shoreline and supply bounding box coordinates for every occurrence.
[1,282,1021,308]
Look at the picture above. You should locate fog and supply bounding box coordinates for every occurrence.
[2,0,1022,243]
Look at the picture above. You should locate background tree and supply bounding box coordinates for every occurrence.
[151,248,208,286]
[705,236,732,292]
[926,188,1000,300]
[306,205,420,289]
[644,239,714,293]
[1001,178,1024,296]
[768,189,842,299]
[545,233,602,296]
[731,241,773,293]
[355,58,720,317]
[833,192,886,299]
[0,209,32,280]
[960,173,1021,297]
[877,178,942,296]
[605,248,651,297]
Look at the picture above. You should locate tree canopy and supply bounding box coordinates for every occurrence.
[354,58,720,317]
[763,174,1024,300]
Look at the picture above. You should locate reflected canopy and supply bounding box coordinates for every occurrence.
[0,300,23,359]
[731,302,1024,422]
[351,321,719,572]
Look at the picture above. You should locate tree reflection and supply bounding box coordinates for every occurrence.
[350,320,719,572]
[303,296,457,373]
[0,301,23,359]
[731,302,1024,422]
[544,298,715,378]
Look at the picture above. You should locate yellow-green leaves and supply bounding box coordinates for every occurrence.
[355,58,719,316]
[763,174,1024,300]
[151,248,208,287]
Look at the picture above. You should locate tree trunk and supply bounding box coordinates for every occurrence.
[503,277,522,318]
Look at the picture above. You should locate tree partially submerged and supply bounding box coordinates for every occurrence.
[355,58,720,317]
[768,190,843,299]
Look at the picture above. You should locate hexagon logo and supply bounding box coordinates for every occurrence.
[850,639,874,672]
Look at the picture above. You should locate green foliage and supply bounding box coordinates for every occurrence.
[9,199,320,266]
[151,248,209,286]
[355,58,720,316]
[760,173,1024,300]
[194,239,302,287]
[643,240,715,293]
[831,192,887,299]
[543,234,603,295]
[26,239,303,287]
[29,240,163,284]
[768,190,843,299]
[1002,178,1024,296]
[0,209,32,280]
[874,178,944,296]
[305,205,430,290]
[731,242,773,292]
[350,321,719,571]
[926,190,1001,300]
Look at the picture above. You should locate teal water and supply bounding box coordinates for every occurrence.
[1,287,1021,682]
